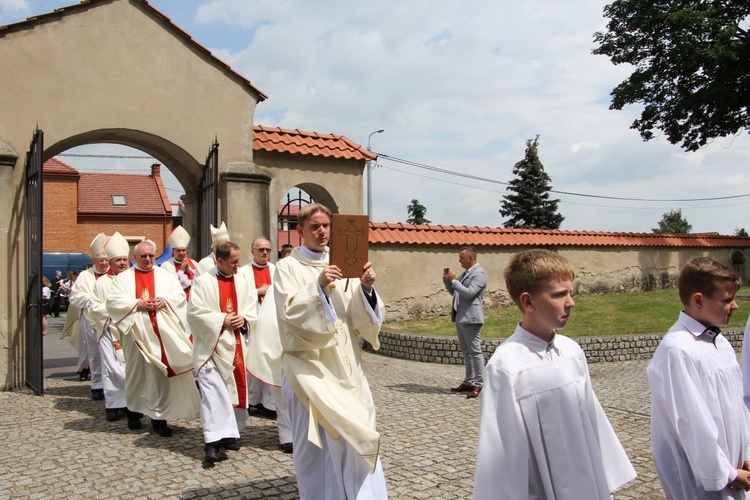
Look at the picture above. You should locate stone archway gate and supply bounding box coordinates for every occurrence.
[0,0,271,390]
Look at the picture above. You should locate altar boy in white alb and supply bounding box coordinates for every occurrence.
[474,249,635,500]
[274,203,387,499]
[188,242,257,463]
[650,257,750,499]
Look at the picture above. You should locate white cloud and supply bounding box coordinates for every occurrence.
[6,0,750,235]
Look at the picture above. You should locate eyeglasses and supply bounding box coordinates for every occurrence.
[254,248,272,253]
[139,254,155,259]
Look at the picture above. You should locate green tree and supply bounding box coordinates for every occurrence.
[653,209,692,234]
[406,199,431,225]
[499,136,564,229]
[735,227,749,237]
[593,0,750,151]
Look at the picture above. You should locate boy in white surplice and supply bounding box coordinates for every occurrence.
[649,257,750,499]
[473,249,636,499]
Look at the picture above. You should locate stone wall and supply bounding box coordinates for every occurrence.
[369,244,749,322]
[366,328,745,364]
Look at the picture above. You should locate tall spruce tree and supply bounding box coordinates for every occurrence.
[499,136,564,229]
[406,199,431,225]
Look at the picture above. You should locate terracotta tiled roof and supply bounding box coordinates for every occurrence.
[0,0,267,101]
[369,223,750,248]
[44,157,80,177]
[278,203,302,217]
[78,171,171,216]
[277,231,303,250]
[254,125,376,161]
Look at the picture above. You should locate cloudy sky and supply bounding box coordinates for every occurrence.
[3,0,750,234]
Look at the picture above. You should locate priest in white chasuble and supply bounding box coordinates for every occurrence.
[188,241,258,463]
[61,232,110,400]
[274,203,387,500]
[88,231,131,423]
[107,239,200,438]
[241,236,293,452]
[161,225,197,301]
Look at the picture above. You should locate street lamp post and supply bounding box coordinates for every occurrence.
[367,129,384,219]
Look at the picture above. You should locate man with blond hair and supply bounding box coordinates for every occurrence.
[274,203,387,498]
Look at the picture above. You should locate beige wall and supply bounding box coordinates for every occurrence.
[0,0,262,389]
[253,151,366,255]
[372,244,750,322]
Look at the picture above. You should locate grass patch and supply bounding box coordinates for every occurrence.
[385,287,750,338]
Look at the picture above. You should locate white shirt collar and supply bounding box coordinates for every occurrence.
[515,323,560,358]
[299,244,329,261]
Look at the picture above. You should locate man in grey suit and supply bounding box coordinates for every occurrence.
[443,246,487,399]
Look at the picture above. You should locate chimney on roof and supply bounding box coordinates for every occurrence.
[151,163,161,177]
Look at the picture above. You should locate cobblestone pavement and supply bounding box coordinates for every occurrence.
[0,319,665,499]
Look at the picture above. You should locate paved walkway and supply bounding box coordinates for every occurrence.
[0,318,665,499]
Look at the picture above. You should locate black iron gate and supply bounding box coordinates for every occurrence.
[25,128,44,395]
[278,190,313,249]
[197,139,219,258]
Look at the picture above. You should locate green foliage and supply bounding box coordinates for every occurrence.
[593,0,750,151]
[406,198,431,225]
[735,227,749,237]
[652,209,692,234]
[386,287,750,337]
[499,136,564,229]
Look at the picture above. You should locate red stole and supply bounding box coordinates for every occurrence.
[217,274,247,408]
[135,268,176,377]
[251,264,271,304]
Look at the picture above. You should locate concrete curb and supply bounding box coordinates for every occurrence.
[367,328,746,364]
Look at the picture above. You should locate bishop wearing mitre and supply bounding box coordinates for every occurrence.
[106,239,200,437]
[161,225,197,301]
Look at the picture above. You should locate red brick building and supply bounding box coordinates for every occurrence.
[43,158,172,255]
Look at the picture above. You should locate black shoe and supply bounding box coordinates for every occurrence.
[204,444,227,463]
[151,419,172,438]
[204,444,220,463]
[126,410,143,430]
[78,368,90,381]
[91,389,104,401]
[249,405,277,419]
[215,437,240,451]
[105,408,120,421]
[279,442,293,454]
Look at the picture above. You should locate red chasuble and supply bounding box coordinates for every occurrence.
[135,268,176,377]
[217,274,247,408]
[251,264,271,305]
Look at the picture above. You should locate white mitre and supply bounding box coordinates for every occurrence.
[169,225,190,249]
[90,233,109,259]
[104,232,130,260]
[210,222,230,245]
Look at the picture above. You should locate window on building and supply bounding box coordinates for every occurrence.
[112,195,127,206]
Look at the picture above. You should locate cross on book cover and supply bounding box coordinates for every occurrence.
[330,214,369,278]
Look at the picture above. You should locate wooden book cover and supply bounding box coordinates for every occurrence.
[330,214,369,278]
